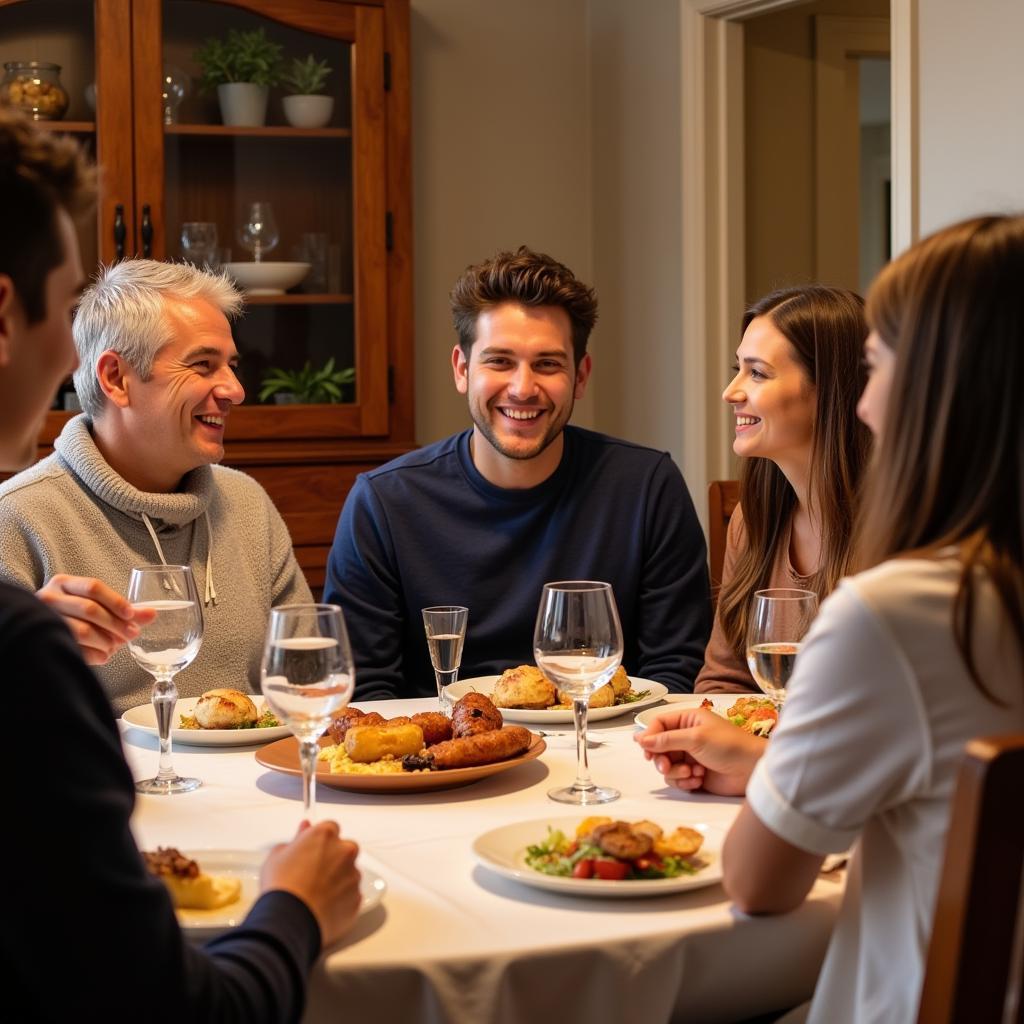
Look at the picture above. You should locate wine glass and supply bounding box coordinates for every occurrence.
[237,201,279,263]
[161,65,190,125]
[260,604,355,820]
[421,606,468,716]
[127,565,204,795]
[534,581,623,805]
[180,221,218,269]
[745,588,818,706]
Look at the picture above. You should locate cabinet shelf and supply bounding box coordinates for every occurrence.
[243,293,354,306]
[165,124,352,139]
[34,120,95,135]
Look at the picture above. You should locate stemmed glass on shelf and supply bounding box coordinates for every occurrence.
[534,581,623,805]
[127,565,204,795]
[237,201,279,263]
[745,588,818,706]
[260,604,354,820]
[421,605,468,717]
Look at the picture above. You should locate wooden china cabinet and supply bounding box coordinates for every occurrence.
[0,0,414,590]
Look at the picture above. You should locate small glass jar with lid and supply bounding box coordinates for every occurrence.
[0,61,69,120]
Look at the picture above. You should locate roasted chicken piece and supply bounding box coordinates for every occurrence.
[591,821,654,860]
[326,707,386,745]
[609,665,631,698]
[451,691,503,737]
[493,665,558,709]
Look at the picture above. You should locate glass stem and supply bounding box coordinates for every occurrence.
[299,738,319,821]
[572,697,595,792]
[434,669,458,717]
[152,672,178,782]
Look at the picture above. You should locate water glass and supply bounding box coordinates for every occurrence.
[534,581,622,805]
[421,606,468,716]
[127,565,204,795]
[261,604,354,820]
[180,221,218,269]
[745,588,818,705]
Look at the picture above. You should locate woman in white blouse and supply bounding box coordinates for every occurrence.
[637,214,1024,1023]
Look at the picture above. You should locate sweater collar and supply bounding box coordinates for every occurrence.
[53,414,213,528]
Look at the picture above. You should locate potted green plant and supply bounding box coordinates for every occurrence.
[194,28,283,127]
[259,358,354,404]
[281,54,333,128]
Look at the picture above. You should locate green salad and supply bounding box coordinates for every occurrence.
[525,827,699,881]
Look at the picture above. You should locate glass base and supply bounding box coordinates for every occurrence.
[547,782,620,805]
[135,775,202,795]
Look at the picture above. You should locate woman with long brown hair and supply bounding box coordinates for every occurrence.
[638,215,1024,1022]
[696,286,871,693]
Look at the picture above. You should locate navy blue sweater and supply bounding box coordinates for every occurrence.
[0,582,321,1023]
[325,426,711,700]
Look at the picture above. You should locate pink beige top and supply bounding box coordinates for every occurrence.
[695,503,812,694]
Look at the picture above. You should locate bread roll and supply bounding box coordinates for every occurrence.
[194,688,258,729]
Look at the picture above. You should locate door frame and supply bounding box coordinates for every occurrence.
[678,0,917,511]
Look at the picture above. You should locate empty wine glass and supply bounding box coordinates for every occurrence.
[161,65,190,125]
[745,588,818,706]
[127,565,204,795]
[237,201,279,263]
[260,604,354,820]
[421,606,468,716]
[534,581,623,805]
[180,221,218,268]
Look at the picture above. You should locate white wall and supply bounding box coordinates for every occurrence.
[917,0,1024,234]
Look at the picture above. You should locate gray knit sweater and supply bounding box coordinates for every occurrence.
[0,416,312,713]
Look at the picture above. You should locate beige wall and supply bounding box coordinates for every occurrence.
[410,0,686,469]
[410,0,593,446]
[917,0,1024,235]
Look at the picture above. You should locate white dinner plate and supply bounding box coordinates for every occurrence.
[445,676,669,723]
[122,697,291,747]
[174,850,386,939]
[473,816,724,897]
[633,693,739,731]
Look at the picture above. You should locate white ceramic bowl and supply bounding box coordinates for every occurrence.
[223,261,310,295]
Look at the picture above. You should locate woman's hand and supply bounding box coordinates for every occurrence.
[633,707,766,796]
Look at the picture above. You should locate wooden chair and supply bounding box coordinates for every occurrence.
[708,480,740,603]
[917,733,1024,1024]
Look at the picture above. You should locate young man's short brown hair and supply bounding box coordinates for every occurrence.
[449,246,598,365]
[0,106,96,323]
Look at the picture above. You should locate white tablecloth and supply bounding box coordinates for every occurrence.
[121,698,843,1024]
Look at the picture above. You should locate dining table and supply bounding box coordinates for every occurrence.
[120,694,845,1024]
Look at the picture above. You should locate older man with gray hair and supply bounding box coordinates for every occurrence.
[0,259,311,713]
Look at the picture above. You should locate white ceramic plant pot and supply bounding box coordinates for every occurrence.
[217,82,269,127]
[282,94,334,129]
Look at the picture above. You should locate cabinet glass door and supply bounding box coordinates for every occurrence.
[132,0,389,439]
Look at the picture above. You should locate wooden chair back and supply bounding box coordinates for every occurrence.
[917,733,1024,1024]
[708,480,739,603]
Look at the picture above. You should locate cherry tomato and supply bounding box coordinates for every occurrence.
[592,859,630,881]
[632,855,664,873]
[572,858,595,879]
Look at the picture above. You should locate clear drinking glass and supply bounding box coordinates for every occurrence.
[261,604,354,820]
[534,581,623,805]
[421,606,468,716]
[180,221,218,268]
[127,565,204,795]
[745,588,818,706]
[237,201,279,263]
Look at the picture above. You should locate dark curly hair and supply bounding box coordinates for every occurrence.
[0,106,96,323]
[449,246,598,365]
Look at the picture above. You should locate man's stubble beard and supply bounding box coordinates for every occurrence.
[470,396,574,462]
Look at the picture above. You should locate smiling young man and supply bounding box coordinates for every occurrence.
[325,246,711,700]
[0,259,311,713]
